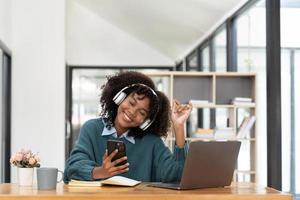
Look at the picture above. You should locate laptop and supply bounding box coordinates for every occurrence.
[148,140,241,190]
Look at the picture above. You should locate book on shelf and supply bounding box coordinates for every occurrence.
[232,97,255,106]
[68,176,141,187]
[236,116,256,139]
[189,99,210,106]
[232,101,255,106]
[214,127,235,140]
[192,128,214,139]
[232,97,252,102]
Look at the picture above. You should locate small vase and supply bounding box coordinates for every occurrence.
[17,167,34,186]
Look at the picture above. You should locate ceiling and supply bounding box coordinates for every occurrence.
[74,0,248,61]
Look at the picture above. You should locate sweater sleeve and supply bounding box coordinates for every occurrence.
[152,138,189,182]
[63,122,100,183]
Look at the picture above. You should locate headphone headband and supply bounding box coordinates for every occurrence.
[121,83,157,97]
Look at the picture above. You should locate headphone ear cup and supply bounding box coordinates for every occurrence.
[140,119,151,131]
[113,92,127,105]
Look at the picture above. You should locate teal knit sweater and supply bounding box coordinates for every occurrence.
[63,118,188,183]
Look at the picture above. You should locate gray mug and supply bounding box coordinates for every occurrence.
[36,167,63,190]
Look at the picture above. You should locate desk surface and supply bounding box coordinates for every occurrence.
[0,183,292,200]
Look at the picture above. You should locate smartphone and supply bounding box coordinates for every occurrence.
[107,139,127,166]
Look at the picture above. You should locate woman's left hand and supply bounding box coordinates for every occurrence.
[171,99,193,148]
[171,99,193,126]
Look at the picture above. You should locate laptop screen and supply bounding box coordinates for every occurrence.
[179,140,241,189]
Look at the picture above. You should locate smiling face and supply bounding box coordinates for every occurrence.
[114,92,150,134]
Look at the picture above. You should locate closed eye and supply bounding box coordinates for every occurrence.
[139,111,147,117]
[129,100,135,106]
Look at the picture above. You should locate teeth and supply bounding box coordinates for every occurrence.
[124,113,132,122]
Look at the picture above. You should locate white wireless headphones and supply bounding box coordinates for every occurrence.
[113,83,158,131]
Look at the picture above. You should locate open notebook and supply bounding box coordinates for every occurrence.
[68,176,141,187]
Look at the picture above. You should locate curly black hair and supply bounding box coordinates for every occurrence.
[100,71,171,138]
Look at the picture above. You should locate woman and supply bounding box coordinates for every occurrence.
[64,71,192,183]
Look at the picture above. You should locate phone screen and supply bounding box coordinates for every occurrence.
[107,140,127,166]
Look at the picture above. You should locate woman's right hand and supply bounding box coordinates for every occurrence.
[92,149,129,179]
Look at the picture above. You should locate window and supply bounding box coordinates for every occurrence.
[186,50,198,71]
[213,28,227,72]
[295,50,300,196]
[201,45,210,72]
[281,0,300,196]
[236,0,267,184]
[175,61,184,71]
[281,48,292,192]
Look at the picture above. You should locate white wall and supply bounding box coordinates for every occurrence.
[0,0,11,47]
[11,0,65,182]
[66,1,173,66]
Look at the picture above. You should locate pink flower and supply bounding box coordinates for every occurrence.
[29,158,36,165]
[10,148,41,168]
[34,155,40,162]
[25,153,31,159]
[15,153,23,162]
[21,148,31,154]
[10,155,16,163]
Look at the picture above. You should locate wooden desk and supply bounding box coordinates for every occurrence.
[0,183,291,200]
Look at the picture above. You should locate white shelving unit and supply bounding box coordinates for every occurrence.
[145,71,257,183]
